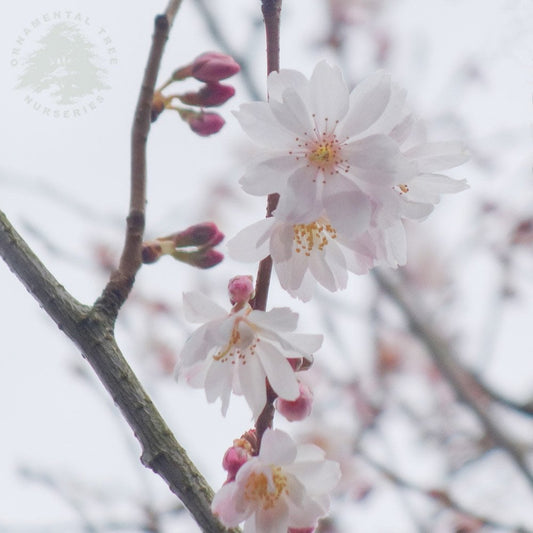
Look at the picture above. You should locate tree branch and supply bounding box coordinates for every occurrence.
[96,2,181,320]
[0,210,238,532]
[372,269,533,489]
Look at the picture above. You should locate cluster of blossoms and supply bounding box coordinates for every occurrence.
[176,276,340,531]
[174,61,468,531]
[228,61,469,300]
[151,51,240,136]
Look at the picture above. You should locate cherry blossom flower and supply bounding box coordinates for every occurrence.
[228,213,375,301]
[212,429,341,532]
[175,292,322,418]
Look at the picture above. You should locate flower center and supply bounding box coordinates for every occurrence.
[244,467,288,510]
[213,310,258,363]
[293,220,337,256]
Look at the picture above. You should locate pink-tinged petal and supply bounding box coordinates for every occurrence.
[257,342,299,401]
[260,429,298,465]
[238,355,267,419]
[344,134,416,185]
[270,89,314,136]
[404,141,470,172]
[308,61,349,132]
[181,359,208,387]
[183,291,226,322]
[274,167,323,223]
[277,249,309,292]
[339,71,392,139]
[227,218,274,262]
[234,103,296,148]
[248,307,298,332]
[399,199,434,220]
[240,155,302,196]
[268,69,309,102]
[323,187,371,236]
[255,501,290,533]
[212,482,248,527]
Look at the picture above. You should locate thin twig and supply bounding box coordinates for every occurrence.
[372,268,533,489]
[252,0,283,452]
[96,2,181,320]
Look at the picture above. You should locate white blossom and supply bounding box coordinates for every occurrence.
[212,429,341,532]
[175,292,323,418]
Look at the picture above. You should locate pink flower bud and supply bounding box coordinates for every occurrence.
[228,275,254,305]
[179,83,236,107]
[188,112,225,136]
[191,52,240,82]
[170,222,224,248]
[276,381,313,422]
[222,444,250,483]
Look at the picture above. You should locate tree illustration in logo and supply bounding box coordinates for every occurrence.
[16,21,109,105]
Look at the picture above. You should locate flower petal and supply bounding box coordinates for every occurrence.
[339,71,392,139]
[183,291,226,322]
[260,429,298,465]
[405,141,470,172]
[227,218,274,262]
[257,342,299,401]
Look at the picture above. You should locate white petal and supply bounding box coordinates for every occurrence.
[257,342,299,401]
[399,199,434,220]
[179,323,213,366]
[270,89,314,136]
[287,458,341,494]
[339,71,392,138]
[405,141,470,172]
[234,103,295,148]
[309,249,337,292]
[410,173,469,198]
[308,61,349,132]
[270,222,295,262]
[274,167,323,222]
[248,307,298,332]
[227,218,275,262]
[183,291,226,322]
[323,186,371,236]
[279,332,323,354]
[240,155,302,196]
[268,68,309,102]
[260,429,297,465]
[204,359,233,415]
[344,134,416,185]
[238,355,267,419]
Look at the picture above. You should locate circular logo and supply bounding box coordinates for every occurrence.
[10,10,118,118]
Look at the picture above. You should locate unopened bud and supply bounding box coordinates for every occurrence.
[228,275,254,305]
[179,82,236,107]
[169,222,224,248]
[188,112,225,136]
[173,248,224,269]
[275,381,313,422]
[222,443,251,483]
[191,52,240,82]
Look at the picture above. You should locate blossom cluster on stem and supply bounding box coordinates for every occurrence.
[228,61,469,300]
